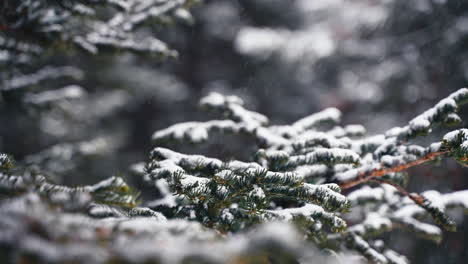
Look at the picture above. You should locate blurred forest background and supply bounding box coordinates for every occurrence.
[1,0,468,263]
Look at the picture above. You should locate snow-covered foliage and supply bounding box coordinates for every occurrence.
[1,0,194,104]
[1,0,468,263]
[0,191,355,264]
[143,89,468,263]
[0,89,467,263]
[1,0,192,58]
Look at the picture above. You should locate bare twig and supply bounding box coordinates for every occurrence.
[339,151,448,190]
[370,178,425,206]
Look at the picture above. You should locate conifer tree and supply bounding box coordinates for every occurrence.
[1,0,468,264]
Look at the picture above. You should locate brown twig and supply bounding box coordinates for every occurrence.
[339,151,448,190]
[370,178,425,206]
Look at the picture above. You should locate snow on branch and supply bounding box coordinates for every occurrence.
[145,147,349,232]
[0,154,139,208]
[1,88,467,263]
[385,88,468,141]
[0,191,350,263]
[2,66,83,91]
[146,88,468,263]
[346,185,468,244]
[2,0,192,57]
[1,0,195,110]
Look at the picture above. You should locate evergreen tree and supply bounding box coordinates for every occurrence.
[1,0,467,263]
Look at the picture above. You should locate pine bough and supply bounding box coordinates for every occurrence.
[0,88,467,263]
[2,1,467,262]
[1,0,195,103]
